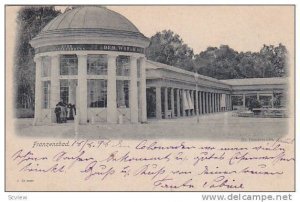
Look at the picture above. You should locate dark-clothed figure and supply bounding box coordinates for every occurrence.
[54,104,61,123]
[57,101,67,123]
[60,104,67,123]
[68,103,74,120]
[73,104,76,116]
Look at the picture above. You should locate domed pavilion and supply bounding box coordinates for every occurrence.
[30,6,150,124]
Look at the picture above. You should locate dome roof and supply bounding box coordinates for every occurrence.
[42,6,139,33]
[31,6,149,49]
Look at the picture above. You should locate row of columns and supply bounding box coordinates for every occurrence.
[240,93,274,108]
[34,53,147,125]
[155,87,232,119]
[79,54,148,124]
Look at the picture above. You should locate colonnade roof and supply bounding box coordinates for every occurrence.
[146,60,229,84]
[146,60,287,88]
[220,77,288,86]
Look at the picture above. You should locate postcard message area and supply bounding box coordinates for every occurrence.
[6,137,294,191]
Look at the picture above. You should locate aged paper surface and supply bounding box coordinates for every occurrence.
[5,5,295,191]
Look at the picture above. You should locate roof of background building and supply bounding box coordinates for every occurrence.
[220,77,288,86]
[42,6,139,33]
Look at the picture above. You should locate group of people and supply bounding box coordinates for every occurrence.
[54,101,76,124]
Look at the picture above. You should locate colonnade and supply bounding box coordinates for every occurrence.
[235,93,274,109]
[33,52,147,124]
[154,87,232,119]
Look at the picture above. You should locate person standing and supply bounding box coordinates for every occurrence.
[54,104,61,123]
[68,103,74,120]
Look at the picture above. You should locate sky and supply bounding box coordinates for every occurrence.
[55,6,294,54]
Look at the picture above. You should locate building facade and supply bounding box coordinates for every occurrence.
[30,6,288,125]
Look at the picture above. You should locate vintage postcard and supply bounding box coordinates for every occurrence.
[5,5,295,191]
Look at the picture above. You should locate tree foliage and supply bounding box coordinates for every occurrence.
[146,30,195,71]
[14,6,61,109]
[146,30,288,80]
[194,44,287,79]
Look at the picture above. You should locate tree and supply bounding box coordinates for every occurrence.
[194,45,240,79]
[145,30,195,71]
[14,6,61,110]
[248,98,262,111]
[193,44,288,79]
[258,44,287,77]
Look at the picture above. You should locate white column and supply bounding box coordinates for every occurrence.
[225,94,227,111]
[107,55,117,123]
[215,93,218,112]
[210,93,213,113]
[212,93,214,113]
[216,93,218,112]
[215,93,219,112]
[199,91,202,114]
[225,95,227,111]
[219,93,221,112]
[171,88,175,118]
[211,93,215,113]
[204,92,208,114]
[77,54,88,124]
[220,94,222,111]
[195,91,199,116]
[229,95,231,110]
[271,93,274,108]
[216,93,219,112]
[220,94,221,111]
[208,92,212,113]
[164,88,168,118]
[211,93,214,113]
[50,55,60,123]
[69,81,76,105]
[243,94,246,109]
[33,56,42,125]
[129,56,138,123]
[156,87,162,119]
[176,89,180,117]
[212,93,215,113]
[181,89,185,117]
[186,90,190,116]
[209,92,212,113]
[229,94,232,111]
[140,57,147,123]
[228,95,230,110]
[191,90,194,116]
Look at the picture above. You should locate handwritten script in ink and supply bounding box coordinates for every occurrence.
[10,138,294,191]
